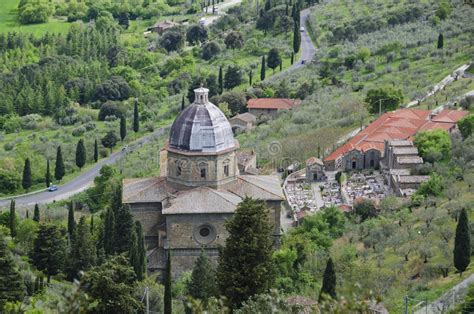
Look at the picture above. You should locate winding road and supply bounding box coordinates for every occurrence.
[0,6,318,208]
[0,127,168,208]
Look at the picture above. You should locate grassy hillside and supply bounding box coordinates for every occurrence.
[0,0,71,35]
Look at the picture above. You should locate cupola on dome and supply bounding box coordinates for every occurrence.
[169,87,235,153]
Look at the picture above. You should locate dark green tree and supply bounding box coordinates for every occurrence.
[135,221,146,280]
[101,131,119,153]
[9,200,16,238]
[218,66,224,94]
[103,207,116,256]
[186,25,208,45]
[55,146,65,181]
[437,33,444,49]
[120,116,127,141]
[31,224,67,282]
[187,250,217,304]
[454,208,471,275]
[164,251,172,314]
[0,232,25,309]
[293,22,301,53]
[249,69,253,86]
[181,94,186,111]
[45,159,51,188]
[319,257,336,301]
[217,197,275,308]
[80,255,142,313]
[68,216,96,280]
[33,203,40,222]
[458,115,474,139]
[129,227,139,278]
[115,205,134,254]
[365,87,403,114]
[133,100,139,133]
[224,31,244,50]
[260,55,266,81]
[67,201,75,239]
[75,139,86,169]
[267,48,282,74]
[291,52,294,65]
[94,139,99,163]
[22,158,32,191]
[224,65,242,89]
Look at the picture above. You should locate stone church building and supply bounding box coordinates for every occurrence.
[122,87,285,276]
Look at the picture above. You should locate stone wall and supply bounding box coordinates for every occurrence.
[249,108,279,119]
[130,202,164,249]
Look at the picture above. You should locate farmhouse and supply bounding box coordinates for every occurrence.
[229,112,257,132]
[148,21,178,34]
[324,109,468,171]
[247,98,301,119]
[122,88,284,277]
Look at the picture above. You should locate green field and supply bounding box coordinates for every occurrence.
[0,0,71,35]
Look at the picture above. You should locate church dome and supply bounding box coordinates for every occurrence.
[169,87,236,153]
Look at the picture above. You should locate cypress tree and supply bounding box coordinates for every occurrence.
[291,52,294,65]
[26,210,29,219]
[9,200,16,238]
[67,201,75,239]
[45,159,51,188]
[33,204,40,222]
[115,205,134,254]
[181,94,185,111]
[319,257,337,301]
[120,116,127,141]
[218,66,223,94]
[164,251,172,314]
[90,215,94,233]
[279,60,283,71]
[437,33,444,49]
[0,232,25,308]
[129,228,140,278]
[103,207,116,255]
[22,158,32,191]
[454,208,471,275]
[75,139,86,169]
[31,224,67,283]
[249,69,253,86]
[67,216,96,280]
[133,100,139,133]
[55,146,65,181]
[94,139,99,163]
[260,55,266,81]
[187,250,217,303]
[293,22,301,53]
[135,221,146,280]
[217,197,275,308]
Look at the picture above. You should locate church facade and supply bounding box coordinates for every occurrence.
[122,88,285,276]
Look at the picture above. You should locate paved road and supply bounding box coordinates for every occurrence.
[0,127,168,208]
[202,0,242,26]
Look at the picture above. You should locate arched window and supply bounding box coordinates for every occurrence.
[176,161,182,176]
[199,162,207,179]
[223,159,230,177]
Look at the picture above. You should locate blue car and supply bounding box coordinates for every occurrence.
[47,185,58,192]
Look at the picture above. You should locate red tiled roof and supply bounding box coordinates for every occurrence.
[247,98,301,110]
[324,109,468,162]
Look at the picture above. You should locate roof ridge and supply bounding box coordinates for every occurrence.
[237,175,283,199]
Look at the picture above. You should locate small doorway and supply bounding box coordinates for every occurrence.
[352,161,356,169]
[370,159,375,167]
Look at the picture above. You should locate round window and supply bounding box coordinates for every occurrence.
[199,227,210,237]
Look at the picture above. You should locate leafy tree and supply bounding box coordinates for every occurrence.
[68,216,96,280]
[33,204,40,222]
[98,101,123,121]
[319,257,336,301]
[454,208,470,275]
[22,158,32,191]
[293,22,301,53]
[120,116,127,142]
[164,251,172,314]
[202,41,221,60]
[18,2,52,24]
[101,131,119,153]
[353,198,377,221]
[435,1,451,20]
[224,65,242,89]
[267,48,282,74]
[45,159,51,188]
[414,129,451,162]
[94,139,99,163]
[31,224,67,282]
[186,25,208,45]
[80,255,142,313]
[9,200,16,238]
[133,100,139,133]
[458,114,474,139]
[187,250,217,304]
[118,12,130,29]
[260,55,266,81]
[55,146,65,181]
[416,173,444,197]
[93,77,131,102]
[217,197,275,308]
[224,31,244,50]
[160,30,185,52]
[365,87,404,114]
[75,139,86,169]
[212,91,247,115]
[67,201,75,239]
[437,33,444,49]
[0,232,24,309]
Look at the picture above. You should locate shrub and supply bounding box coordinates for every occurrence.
[201,41,221,60]
[98,101,123,121]
[3,142,14,151]
[398,61,410,71]
[72,126,86,137]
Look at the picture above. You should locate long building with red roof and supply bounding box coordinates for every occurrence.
[324,109,468,171]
